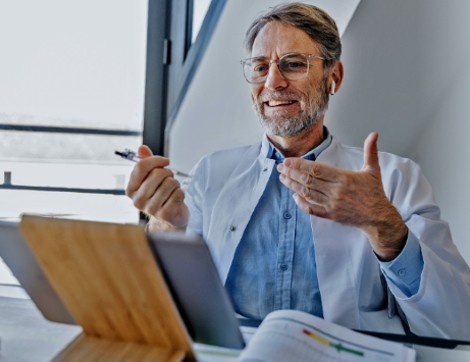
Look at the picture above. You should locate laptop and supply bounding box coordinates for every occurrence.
[0,217,245,349]
[0,220,76,324]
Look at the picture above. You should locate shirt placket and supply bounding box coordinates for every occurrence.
[274,183,296,310]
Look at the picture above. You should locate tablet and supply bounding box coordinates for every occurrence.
[0,220,75,324]
[148,231,246,349]
[1,218,245,349]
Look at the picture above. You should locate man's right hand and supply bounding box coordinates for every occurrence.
[126,145,189,231]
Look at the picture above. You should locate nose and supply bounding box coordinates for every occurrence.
[264,62,288,90]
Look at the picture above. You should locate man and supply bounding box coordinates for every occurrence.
[127,2,470,339]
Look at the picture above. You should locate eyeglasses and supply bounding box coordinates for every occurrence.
[240,52,326,84]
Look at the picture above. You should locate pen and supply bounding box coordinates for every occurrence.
[115,149,191,178]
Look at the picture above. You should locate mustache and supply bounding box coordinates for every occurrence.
[256,91,301,105]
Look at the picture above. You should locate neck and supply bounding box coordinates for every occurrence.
[268,123,325,157]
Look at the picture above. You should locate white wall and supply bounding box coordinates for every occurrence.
[410,0,470,263]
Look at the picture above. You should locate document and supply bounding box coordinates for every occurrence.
[238,309,416,362]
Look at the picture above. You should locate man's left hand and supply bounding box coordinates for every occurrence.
[277,132,408,261]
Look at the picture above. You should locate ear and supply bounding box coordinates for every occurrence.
[329,60,344,94]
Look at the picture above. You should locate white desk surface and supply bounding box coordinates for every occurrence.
[0,295,81,361]
[415,344,470,362]
[0,289,469,362]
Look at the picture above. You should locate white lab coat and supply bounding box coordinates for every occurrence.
[184,135,470,339]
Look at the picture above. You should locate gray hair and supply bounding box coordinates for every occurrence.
[244,2,341,68]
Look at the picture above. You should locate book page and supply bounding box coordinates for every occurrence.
[239,310,415,362]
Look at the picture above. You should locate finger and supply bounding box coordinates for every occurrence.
[136,156,171,179]
[279,174,328,204]
[157,188,186,221]
[145,177,181,216]
[363,132,380,173]
[292,193,328,218]
[127,159,172,196]
[279,158,340,183]
[129,168,173,209]
[138,144,154,158]
[278,164,315,185]
[129,144,166,192]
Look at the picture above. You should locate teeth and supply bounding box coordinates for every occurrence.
[267,100,294,107]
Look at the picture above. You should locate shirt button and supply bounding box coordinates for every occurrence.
[229,225,237,232]
[283,211,292,219]
[279,264,288,271]
[398,268,406,277]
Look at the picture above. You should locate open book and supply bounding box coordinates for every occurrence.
[237,309,416,362]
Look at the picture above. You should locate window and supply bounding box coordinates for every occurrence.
[144,0,226,156]
[191,0,213,44]
[0,0,148,223]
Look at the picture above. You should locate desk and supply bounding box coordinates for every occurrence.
[415,344,470,362]
[0,296,81,361]
[0,293,469,362]
[0,293,241,362]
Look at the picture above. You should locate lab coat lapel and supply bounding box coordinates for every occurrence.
[311,216,360,328]
[206,145,275,282]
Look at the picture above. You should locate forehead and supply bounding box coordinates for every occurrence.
[251,21,321,58]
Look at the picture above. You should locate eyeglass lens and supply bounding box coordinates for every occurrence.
[243,53,310,83]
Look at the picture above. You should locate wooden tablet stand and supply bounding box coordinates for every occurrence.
[19,215,195,362]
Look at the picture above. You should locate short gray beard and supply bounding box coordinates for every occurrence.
[254,78,329,137]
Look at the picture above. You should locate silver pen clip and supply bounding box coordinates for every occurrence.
[114,149,191,178]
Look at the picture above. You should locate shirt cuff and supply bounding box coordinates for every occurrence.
[379,231,424,297]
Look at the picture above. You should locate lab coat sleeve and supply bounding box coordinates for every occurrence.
[182,158,206,237]
[381,156,470,339]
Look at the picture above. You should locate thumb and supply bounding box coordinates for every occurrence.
[138,145,154,159]
[362,132,380,173]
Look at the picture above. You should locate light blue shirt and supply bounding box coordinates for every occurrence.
[225,128,423,321]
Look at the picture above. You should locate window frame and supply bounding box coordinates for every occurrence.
[142,0,227,156]
[0,123,142,194]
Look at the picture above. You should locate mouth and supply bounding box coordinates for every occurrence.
[265,99,298,108]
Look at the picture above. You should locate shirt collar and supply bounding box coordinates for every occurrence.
[262,126,333,163]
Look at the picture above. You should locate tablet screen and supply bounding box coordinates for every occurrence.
[148,232,245,349]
